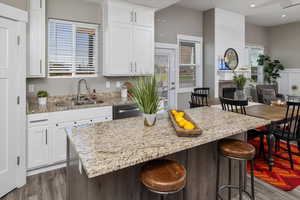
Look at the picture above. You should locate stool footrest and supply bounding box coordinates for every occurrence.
[217,185,253,200]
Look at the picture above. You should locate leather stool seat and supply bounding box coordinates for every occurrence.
[140,159,186,193]
[219,138,256,160]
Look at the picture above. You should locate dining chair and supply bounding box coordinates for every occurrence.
[219,97,267,160]
[270,101,300,170]
[288,95,300,102]
[189,88,210,108]
[219,97,248,114]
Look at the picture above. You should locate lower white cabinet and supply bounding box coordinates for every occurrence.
[27,126,49,169]
[27,106,112,171]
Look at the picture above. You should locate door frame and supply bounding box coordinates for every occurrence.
[155,42,179,109]
[0,3,28,189]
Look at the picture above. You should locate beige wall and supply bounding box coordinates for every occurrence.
[245,22,268,50]
[267,21,300,68]
[0,0,27,10]
[155,4,203,44]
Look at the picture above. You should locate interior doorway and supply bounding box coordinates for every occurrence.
[155,43,178,110]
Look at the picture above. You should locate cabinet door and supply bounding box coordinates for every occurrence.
[107,24,133,75]
[28,0,45,77]
[133,26,154,75]
[109,2,133,25]
[27,126,49,169]
[51,123,71,163]
[134,7,154,28]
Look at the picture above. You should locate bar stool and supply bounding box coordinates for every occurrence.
[216,139,256,200]
[140,159,186,200]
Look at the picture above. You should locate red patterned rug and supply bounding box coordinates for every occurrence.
[247,137,300,191]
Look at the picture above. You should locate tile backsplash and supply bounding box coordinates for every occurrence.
[27,77,133,97]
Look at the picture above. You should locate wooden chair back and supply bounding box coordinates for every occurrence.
[280,101,300,140]
[190,92,209,108]
[219,97,248,115]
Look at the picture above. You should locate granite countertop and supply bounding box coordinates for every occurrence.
[66,107,270,178]
[27,96,133,114]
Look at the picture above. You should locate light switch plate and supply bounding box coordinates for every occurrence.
[106,81,110,88]
[116,81,121,88]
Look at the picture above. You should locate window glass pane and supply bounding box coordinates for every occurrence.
[179,65,196,88]
[75,27,97,75]
[48,21,74,76]
[180,42,195,64]
[248,47,264,67]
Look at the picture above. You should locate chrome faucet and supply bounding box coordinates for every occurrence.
[76,79,92,103]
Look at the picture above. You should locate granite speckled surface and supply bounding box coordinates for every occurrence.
[67,107,270,178]
[27,93,133,114]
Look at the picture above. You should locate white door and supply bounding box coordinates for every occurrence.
[155,46,177,110]
[0,17,18,197]
[133,26,154,75]
[108,24,133,75]
[27,126,49,169]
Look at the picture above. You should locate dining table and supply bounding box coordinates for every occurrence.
[245,104,288,171]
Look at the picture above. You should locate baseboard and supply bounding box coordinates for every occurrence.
[27,162,66,176]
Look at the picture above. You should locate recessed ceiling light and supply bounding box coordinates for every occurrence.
[281,14,287,18]
[250,4,256,8]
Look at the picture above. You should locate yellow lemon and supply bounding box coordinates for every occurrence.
[184,122,195,130]
[176,112,185,118]
[175,117,184,123]
[171,110,177,115]
[178,119,187,128]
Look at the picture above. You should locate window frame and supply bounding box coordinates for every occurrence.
[47,19,99,78]
[177,34,203,92]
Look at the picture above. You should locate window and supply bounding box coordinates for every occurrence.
[245,46,264,67]
[48,19,98,77]
[178,37,202,89]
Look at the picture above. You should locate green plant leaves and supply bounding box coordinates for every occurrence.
[130,76,160,114]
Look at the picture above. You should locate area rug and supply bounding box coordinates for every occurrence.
[247,137,300,191]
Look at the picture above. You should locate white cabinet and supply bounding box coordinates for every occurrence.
[103,1,154,76]
[133,26,154,74]
[27,126,49,169]
[134,6,154,27]
[107,23,133,75]
[27,106,113,172]
[27,0,45,77]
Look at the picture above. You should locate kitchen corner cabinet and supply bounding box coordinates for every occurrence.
[27,0,46,77]
[103,1,154,76]
[27,107,112,172]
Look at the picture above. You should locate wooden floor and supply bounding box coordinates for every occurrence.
[1,168,300,200]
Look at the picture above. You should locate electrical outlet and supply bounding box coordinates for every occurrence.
[28,84,35,93]
[106,81,110,88]
[116,81,121,88]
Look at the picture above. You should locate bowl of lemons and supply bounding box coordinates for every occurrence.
[169,110,202,137]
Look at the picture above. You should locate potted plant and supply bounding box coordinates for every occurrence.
[131,76,160,127]
[37,90,48,105]
[233,73,247,99]
[292,85,299,96]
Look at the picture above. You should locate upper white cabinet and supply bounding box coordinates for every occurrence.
[27,0,46,77]
[103,1,154,76]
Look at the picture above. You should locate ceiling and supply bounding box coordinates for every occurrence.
[177,0,300,26]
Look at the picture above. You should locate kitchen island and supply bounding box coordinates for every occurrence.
[66,107,270,200]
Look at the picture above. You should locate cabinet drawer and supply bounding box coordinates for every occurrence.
[28,113,49,127]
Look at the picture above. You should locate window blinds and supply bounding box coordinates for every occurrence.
[48,19,98,77]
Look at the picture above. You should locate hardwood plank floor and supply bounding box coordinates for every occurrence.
[1,168,299,200]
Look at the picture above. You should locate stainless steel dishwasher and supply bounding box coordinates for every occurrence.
[113,104,141,120]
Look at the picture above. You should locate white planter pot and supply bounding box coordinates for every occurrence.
[143,113,157,127]
[38,97,47,105]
